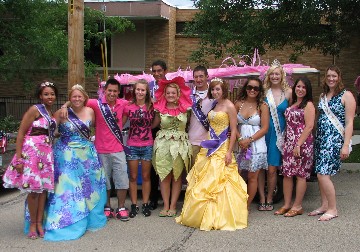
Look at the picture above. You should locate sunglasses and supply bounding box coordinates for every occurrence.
[246,85,260,92]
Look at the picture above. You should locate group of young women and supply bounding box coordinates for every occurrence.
[2,63,356,239]
[236,64,355,223]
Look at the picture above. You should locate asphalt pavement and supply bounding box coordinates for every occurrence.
[0,138,359,251]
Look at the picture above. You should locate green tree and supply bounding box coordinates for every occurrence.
[187,0,360,64]
[0,0,134,81]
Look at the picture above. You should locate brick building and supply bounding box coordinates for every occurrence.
[0,0,359,119]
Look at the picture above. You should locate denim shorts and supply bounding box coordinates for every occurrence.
[126,145,153,161]
[99,152,129,190]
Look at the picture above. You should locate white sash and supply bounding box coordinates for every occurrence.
[320,94,352,153]
[266,89,284,155]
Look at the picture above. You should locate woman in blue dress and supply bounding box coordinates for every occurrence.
[309,66,355,221]
[44,85,107,241]
[258,62,292,211]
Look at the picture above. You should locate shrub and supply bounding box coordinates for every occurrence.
[0,115,20,132]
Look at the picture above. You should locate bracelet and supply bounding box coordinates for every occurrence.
[249,136,254,143]
[238,137,244,141]
[296,144,301,148]
[61,105,67,109]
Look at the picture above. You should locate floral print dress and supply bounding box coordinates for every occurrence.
[281,106,314,178]
[314,90,346,175]
[2,116,54,193]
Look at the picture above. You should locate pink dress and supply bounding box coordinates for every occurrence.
[281,106,314,178]
[2,116,54,193]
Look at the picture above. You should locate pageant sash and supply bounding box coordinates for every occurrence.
[201,125,229,157]
[67,108,91,140]
[97,99,130,154]
[320,94,352,152]
[191,91,210,131]
[266,90,284,155]
[35,104,56,142]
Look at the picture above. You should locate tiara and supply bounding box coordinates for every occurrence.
[210,77,223,84]
[72,84,84,90]
[40,81,54,87]
[271,59,282,67]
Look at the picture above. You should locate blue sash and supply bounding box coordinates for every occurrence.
[191,92,211,131]
[68,108,91,140]
[35,104,56,142]
[97,99,130,154]
[200,125,229,157]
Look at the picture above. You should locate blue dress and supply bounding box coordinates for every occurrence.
[264,97,288,166]
[44,121,107,241]
[315,90,346,175]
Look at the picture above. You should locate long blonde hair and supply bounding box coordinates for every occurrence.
[263,65,289,93]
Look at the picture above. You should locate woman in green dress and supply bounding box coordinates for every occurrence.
[152,76,192,217]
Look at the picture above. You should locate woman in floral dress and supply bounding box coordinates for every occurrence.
[309,66,355,221]
[274,77,315,217]
[3,81,57,239]
[44,85,107,241]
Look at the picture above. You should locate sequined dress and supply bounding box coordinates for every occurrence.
[176,111,248,231]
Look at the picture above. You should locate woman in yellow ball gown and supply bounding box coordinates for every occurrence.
[176,78,248,231]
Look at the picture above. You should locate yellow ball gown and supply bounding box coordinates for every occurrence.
[176,111,248,231]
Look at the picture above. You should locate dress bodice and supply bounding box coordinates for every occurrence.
[318,90,346,127]
[237,113,261,126]
[157,112,188,140]
[58,120,91,144]
[208,111,229,135]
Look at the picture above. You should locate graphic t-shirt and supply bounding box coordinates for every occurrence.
[124,103,154,146]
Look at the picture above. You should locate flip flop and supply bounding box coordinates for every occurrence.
[308,209,325,216]
[159,209,168,217]
[167,210,177,217]
[318,213,338,221]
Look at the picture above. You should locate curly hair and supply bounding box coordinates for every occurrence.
[263,65,289,93]
[35,81,58,99]
[236,77,264,109]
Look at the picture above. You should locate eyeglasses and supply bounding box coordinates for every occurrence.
[246,85,260,92]
[113,112,119,122]
[40,81,55,87]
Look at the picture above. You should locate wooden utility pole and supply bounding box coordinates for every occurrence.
[68,0,85,90]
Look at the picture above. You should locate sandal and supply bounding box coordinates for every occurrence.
[308,209,325,216]
[36,222,45,238]
[167,209,177,217]
[265,202,274,211]
[274,207,290,215]
[159,209,168,217]
[27,231,38,240]
[284,208,304,217]
[258,203,267,211]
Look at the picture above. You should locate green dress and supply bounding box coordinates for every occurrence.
[152,112,192,181]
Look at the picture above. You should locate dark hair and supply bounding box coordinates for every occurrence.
[292,77,313,109]
[236,77,264,108]
[193,65,208,76]
[322,65,344,95]
[104,78,121,90]
[208,78,228,99]
[131,79,153,111]
[151,60,167,71]
[35,81,58,99]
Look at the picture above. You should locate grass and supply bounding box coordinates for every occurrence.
[343,144,360,163]
[354,116,360,131]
